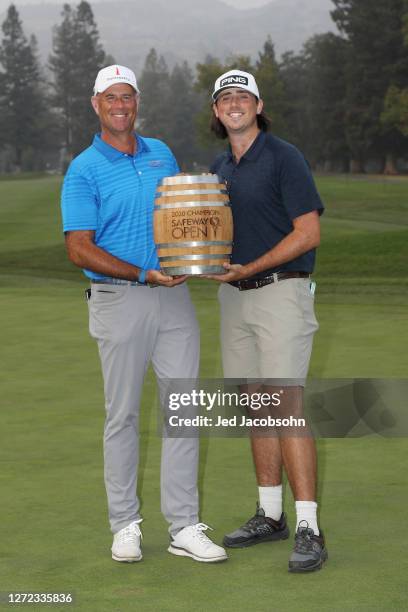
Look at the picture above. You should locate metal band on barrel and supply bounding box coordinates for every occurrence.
[159,254,230,262]
[161,264,227,274]
[156,240,232,249]
[154,201,230,210]
[156,189,228,197]
[159,175,223,186]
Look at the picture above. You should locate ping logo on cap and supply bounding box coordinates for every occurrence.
[220,75,248,88]
[212,69,260,100]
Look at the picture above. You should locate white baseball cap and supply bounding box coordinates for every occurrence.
[212,69,260,101]
[93,65,140,95]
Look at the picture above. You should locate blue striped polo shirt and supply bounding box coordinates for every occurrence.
[61,133,179,280]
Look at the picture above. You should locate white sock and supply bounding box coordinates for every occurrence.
[258,485,282,521]
[295,501,319,535]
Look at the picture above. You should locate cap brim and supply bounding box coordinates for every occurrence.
[212,86,258,101]
[94,81,139,95]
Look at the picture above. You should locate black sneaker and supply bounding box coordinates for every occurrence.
[288,522,328,572]
[223,503,289,548]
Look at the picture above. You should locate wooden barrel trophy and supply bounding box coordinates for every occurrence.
[154,174,233,275]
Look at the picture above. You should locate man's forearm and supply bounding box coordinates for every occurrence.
[243,227,318,278]
[204,211,320,283]
[66,235,142,281]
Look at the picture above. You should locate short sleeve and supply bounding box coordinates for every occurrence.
[210,152,226,175]
[210,160,218,174]
[61,167,98,232]
[278,147,324,220]
[160,142,180,175]
[170,152,180,175]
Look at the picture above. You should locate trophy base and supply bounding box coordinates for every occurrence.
[163,264,227,276]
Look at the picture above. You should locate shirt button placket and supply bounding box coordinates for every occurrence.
[133,160,143,194]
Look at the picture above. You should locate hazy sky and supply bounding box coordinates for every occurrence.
[0,0,275,12]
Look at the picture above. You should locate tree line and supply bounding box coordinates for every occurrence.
[0,0,407,174]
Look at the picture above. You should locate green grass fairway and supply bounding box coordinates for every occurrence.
[0,175,407,611]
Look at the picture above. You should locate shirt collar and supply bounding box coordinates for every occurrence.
[92,133,150,162]
[226,130,267,164]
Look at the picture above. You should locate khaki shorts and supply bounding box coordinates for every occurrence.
[218,278,319,381]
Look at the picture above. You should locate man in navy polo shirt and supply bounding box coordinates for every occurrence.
[61,65,227,564]
[207,69,327,572]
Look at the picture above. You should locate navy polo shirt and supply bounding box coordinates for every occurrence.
[210,131,324,278]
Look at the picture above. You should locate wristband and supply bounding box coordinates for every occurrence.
[138,269,147,284]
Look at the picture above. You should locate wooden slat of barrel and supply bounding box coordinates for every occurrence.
[154,174,233,275]
[157,183,226,192]
[154,205,232,250]
[157,244,230,257]
[155,192,229,204]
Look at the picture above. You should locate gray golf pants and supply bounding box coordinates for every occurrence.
[88,282,200,536]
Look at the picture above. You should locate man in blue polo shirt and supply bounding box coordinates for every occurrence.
[207,69,327,572]
[61,64,227,564]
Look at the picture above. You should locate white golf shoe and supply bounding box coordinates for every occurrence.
[168,523,228,563]
[111,520,143,562]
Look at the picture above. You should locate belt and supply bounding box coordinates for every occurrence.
[229,271,310,291]
[90,278,159,287]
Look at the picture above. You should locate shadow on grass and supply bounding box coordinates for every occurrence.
[0,244,81,282]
